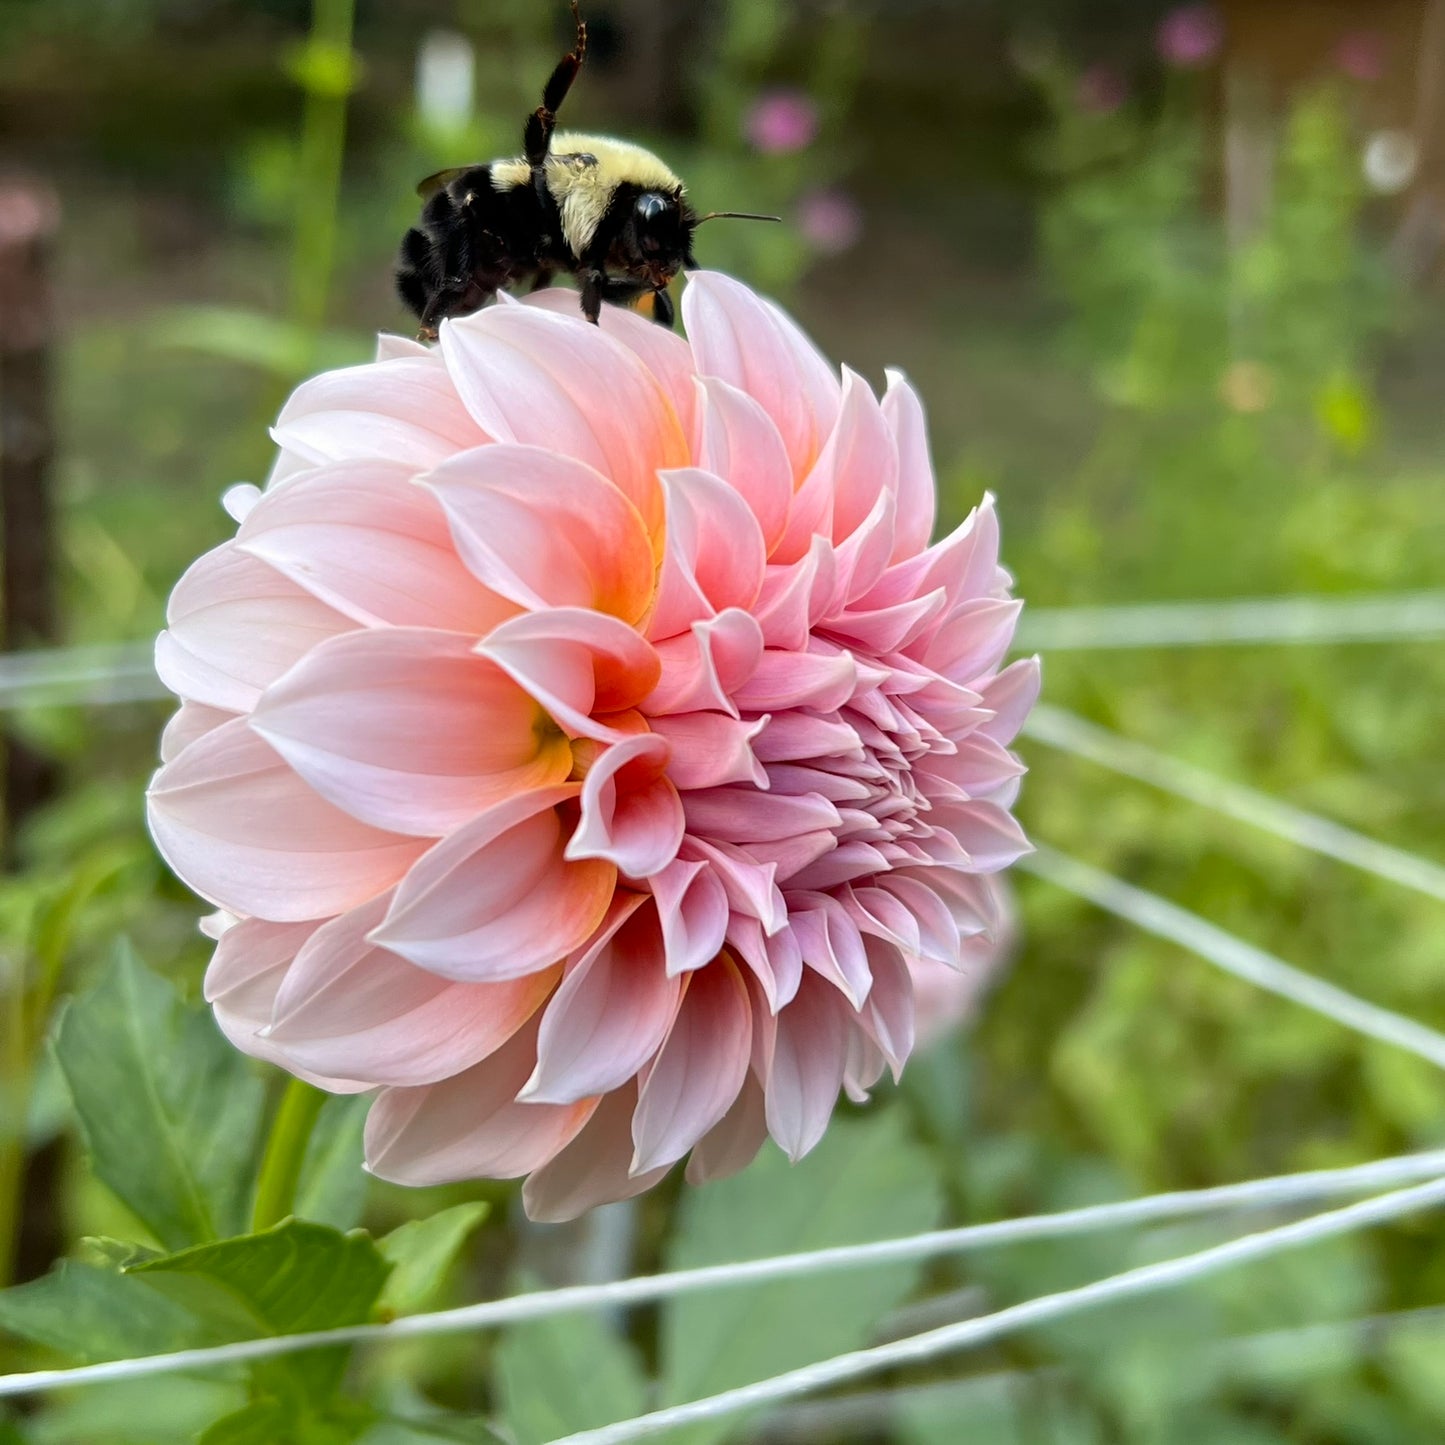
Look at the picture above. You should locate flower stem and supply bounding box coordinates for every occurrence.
[252,1077,326,1232]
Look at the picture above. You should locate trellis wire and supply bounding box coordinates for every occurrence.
[3,1148,1445,1399]
[1020,846,1445,1070]
[1017,590,1445,651]
[1024,704,1445,904]
[555,1175,1445,1444]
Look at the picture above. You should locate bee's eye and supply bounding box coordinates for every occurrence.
[633,192,673,254]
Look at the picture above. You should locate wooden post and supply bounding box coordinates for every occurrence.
[0,181,61,863]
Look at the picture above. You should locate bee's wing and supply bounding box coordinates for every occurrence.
[415,167,475,200]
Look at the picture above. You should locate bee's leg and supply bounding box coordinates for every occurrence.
[525,2,587,208]
[579,267,605,324]
[650,286,676,329]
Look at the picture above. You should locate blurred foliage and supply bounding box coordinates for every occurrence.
[0,0,1443,1441]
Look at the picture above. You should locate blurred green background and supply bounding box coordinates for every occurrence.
[0,0,1443,1441]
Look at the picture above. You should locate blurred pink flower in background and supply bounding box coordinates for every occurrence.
[798,187,864,255]
[745,89,820,154]
[1335,31,1386,84]
[148,274,1037,1221]
[1076,63,1128,115]
[1157,5,1224,69]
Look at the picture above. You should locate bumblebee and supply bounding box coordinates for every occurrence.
[396,2,776,337]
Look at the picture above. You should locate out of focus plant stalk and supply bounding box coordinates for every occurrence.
[252,1077,327,1231]
[0,951,25,1288]
[288,0,358,339]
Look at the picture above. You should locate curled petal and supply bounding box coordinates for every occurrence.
[648,711,768,791]
[568,732,685,879]
[649,856,730,976]
[371,786,615,982]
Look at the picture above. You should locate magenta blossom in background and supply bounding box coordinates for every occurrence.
[1157,5,1224,69]
[1335,31,1386,84]
[1076,63,1128,115]
[147,274,1037,1221]
[798,188,864,255]
[745,89,820,154]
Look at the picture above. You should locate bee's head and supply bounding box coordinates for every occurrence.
[618,189,693,286]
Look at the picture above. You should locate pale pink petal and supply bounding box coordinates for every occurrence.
[160,702,234,762]
[523,898,682,1104]
[251,628,571,837]
[880,369,938,560]
[521,1084,669,1223]
[762,972,850,1161]
[273,355,482,471]
[365,1019,598,1186]
[923,599,1023,684]
[731,648,858,713]
[649,855,730,975]
[148,718,424,922]
[642,610,764,718]
[567,732,685,879]
[439,303,687,540]
[479,608,661,739]
[694,376,793,554]
[684,1074,769,1185]
[425,445,655,625]
[155,544,353,713]
[371,786,615,982]
[632,955,751,1173]
[788,895,873,1008]
[978,656,1042,745]
[236,459,514,633]
[648,711,767,791]
[932,797,1034,872]
[682,271,840,481]
[266,892,558,1086]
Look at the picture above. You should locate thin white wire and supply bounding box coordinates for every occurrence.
[1016,590,1445,651]
[1023,704,1445,904]
[1021,846,1445,1070]
[554,1174,1445,1444]
[3,1149,1445,1399]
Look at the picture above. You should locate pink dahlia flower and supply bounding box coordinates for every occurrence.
[148,273,1038,1221]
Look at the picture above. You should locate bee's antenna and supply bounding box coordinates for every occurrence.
[694,211,783,225]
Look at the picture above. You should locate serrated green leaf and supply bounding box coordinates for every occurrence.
[659,1107,944,1445]
[0,1260,214,1362]
[129,1218,392,1407]
[494,1277,648,1445]
[51,944,265,1249]
[377,1204,488,1317]
[295,1096,370,1230]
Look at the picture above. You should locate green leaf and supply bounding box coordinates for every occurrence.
[377,1203,488,1317]
[659,1107,944,1445]
[129,1218,392,1407]
[198,1401,288,1445]
[0,1260,212,1362]
[295,1096,371,1231]
[51,943,265,1249]
[494,1278,648,1445]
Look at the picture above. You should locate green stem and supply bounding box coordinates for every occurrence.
[252,1078,326,1231]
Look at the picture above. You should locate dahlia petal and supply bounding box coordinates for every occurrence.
[156,544,353,714]
[642,610,764,718]
[746,829,839,884]
[751,710,864,764]
[265,893,558,1087]
[568,732,685,879]
[724,914,802,1012]
[160,702,234,762]
[923,598,1023,684]
[632,955,751,1174]
[424,444,654,625]
[683,837,785,932]
[365,1021,598,1186]
[694,376,792,553]
[822,589,947,655]
[273,355,482,471]
[880,369,938,560]
[524,287,699,438]
[824,368,899,545]
[858,936,915,1077]
[923,868,1005,938]
[251,628,570,836]
[656,467,766,618]
[732,648,858,713]
[933,798,1034,872]
[762,973,850,1161]
[649,856,730,975]
[648,711,767,790]
[978,656,1042,746]
[877,874,962,963]
[523,898,682,1104]
[148,718,424,922]
[374,333,430,362]
[682,272,840,482]
[521,1085,669,1223]
[843,1029,888,1103]
[439,303,686,540]
[371,786,615,982]
[685,1075,769,1185]
[479,607,662,739]
[682,786,840,845]
[919,731,1026,801]
[236,459,515,632]
[788,896,873,1008]
[752,539,834,651]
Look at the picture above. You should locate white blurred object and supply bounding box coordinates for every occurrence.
[1363,130,1419,194]
[416,30,476,132]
